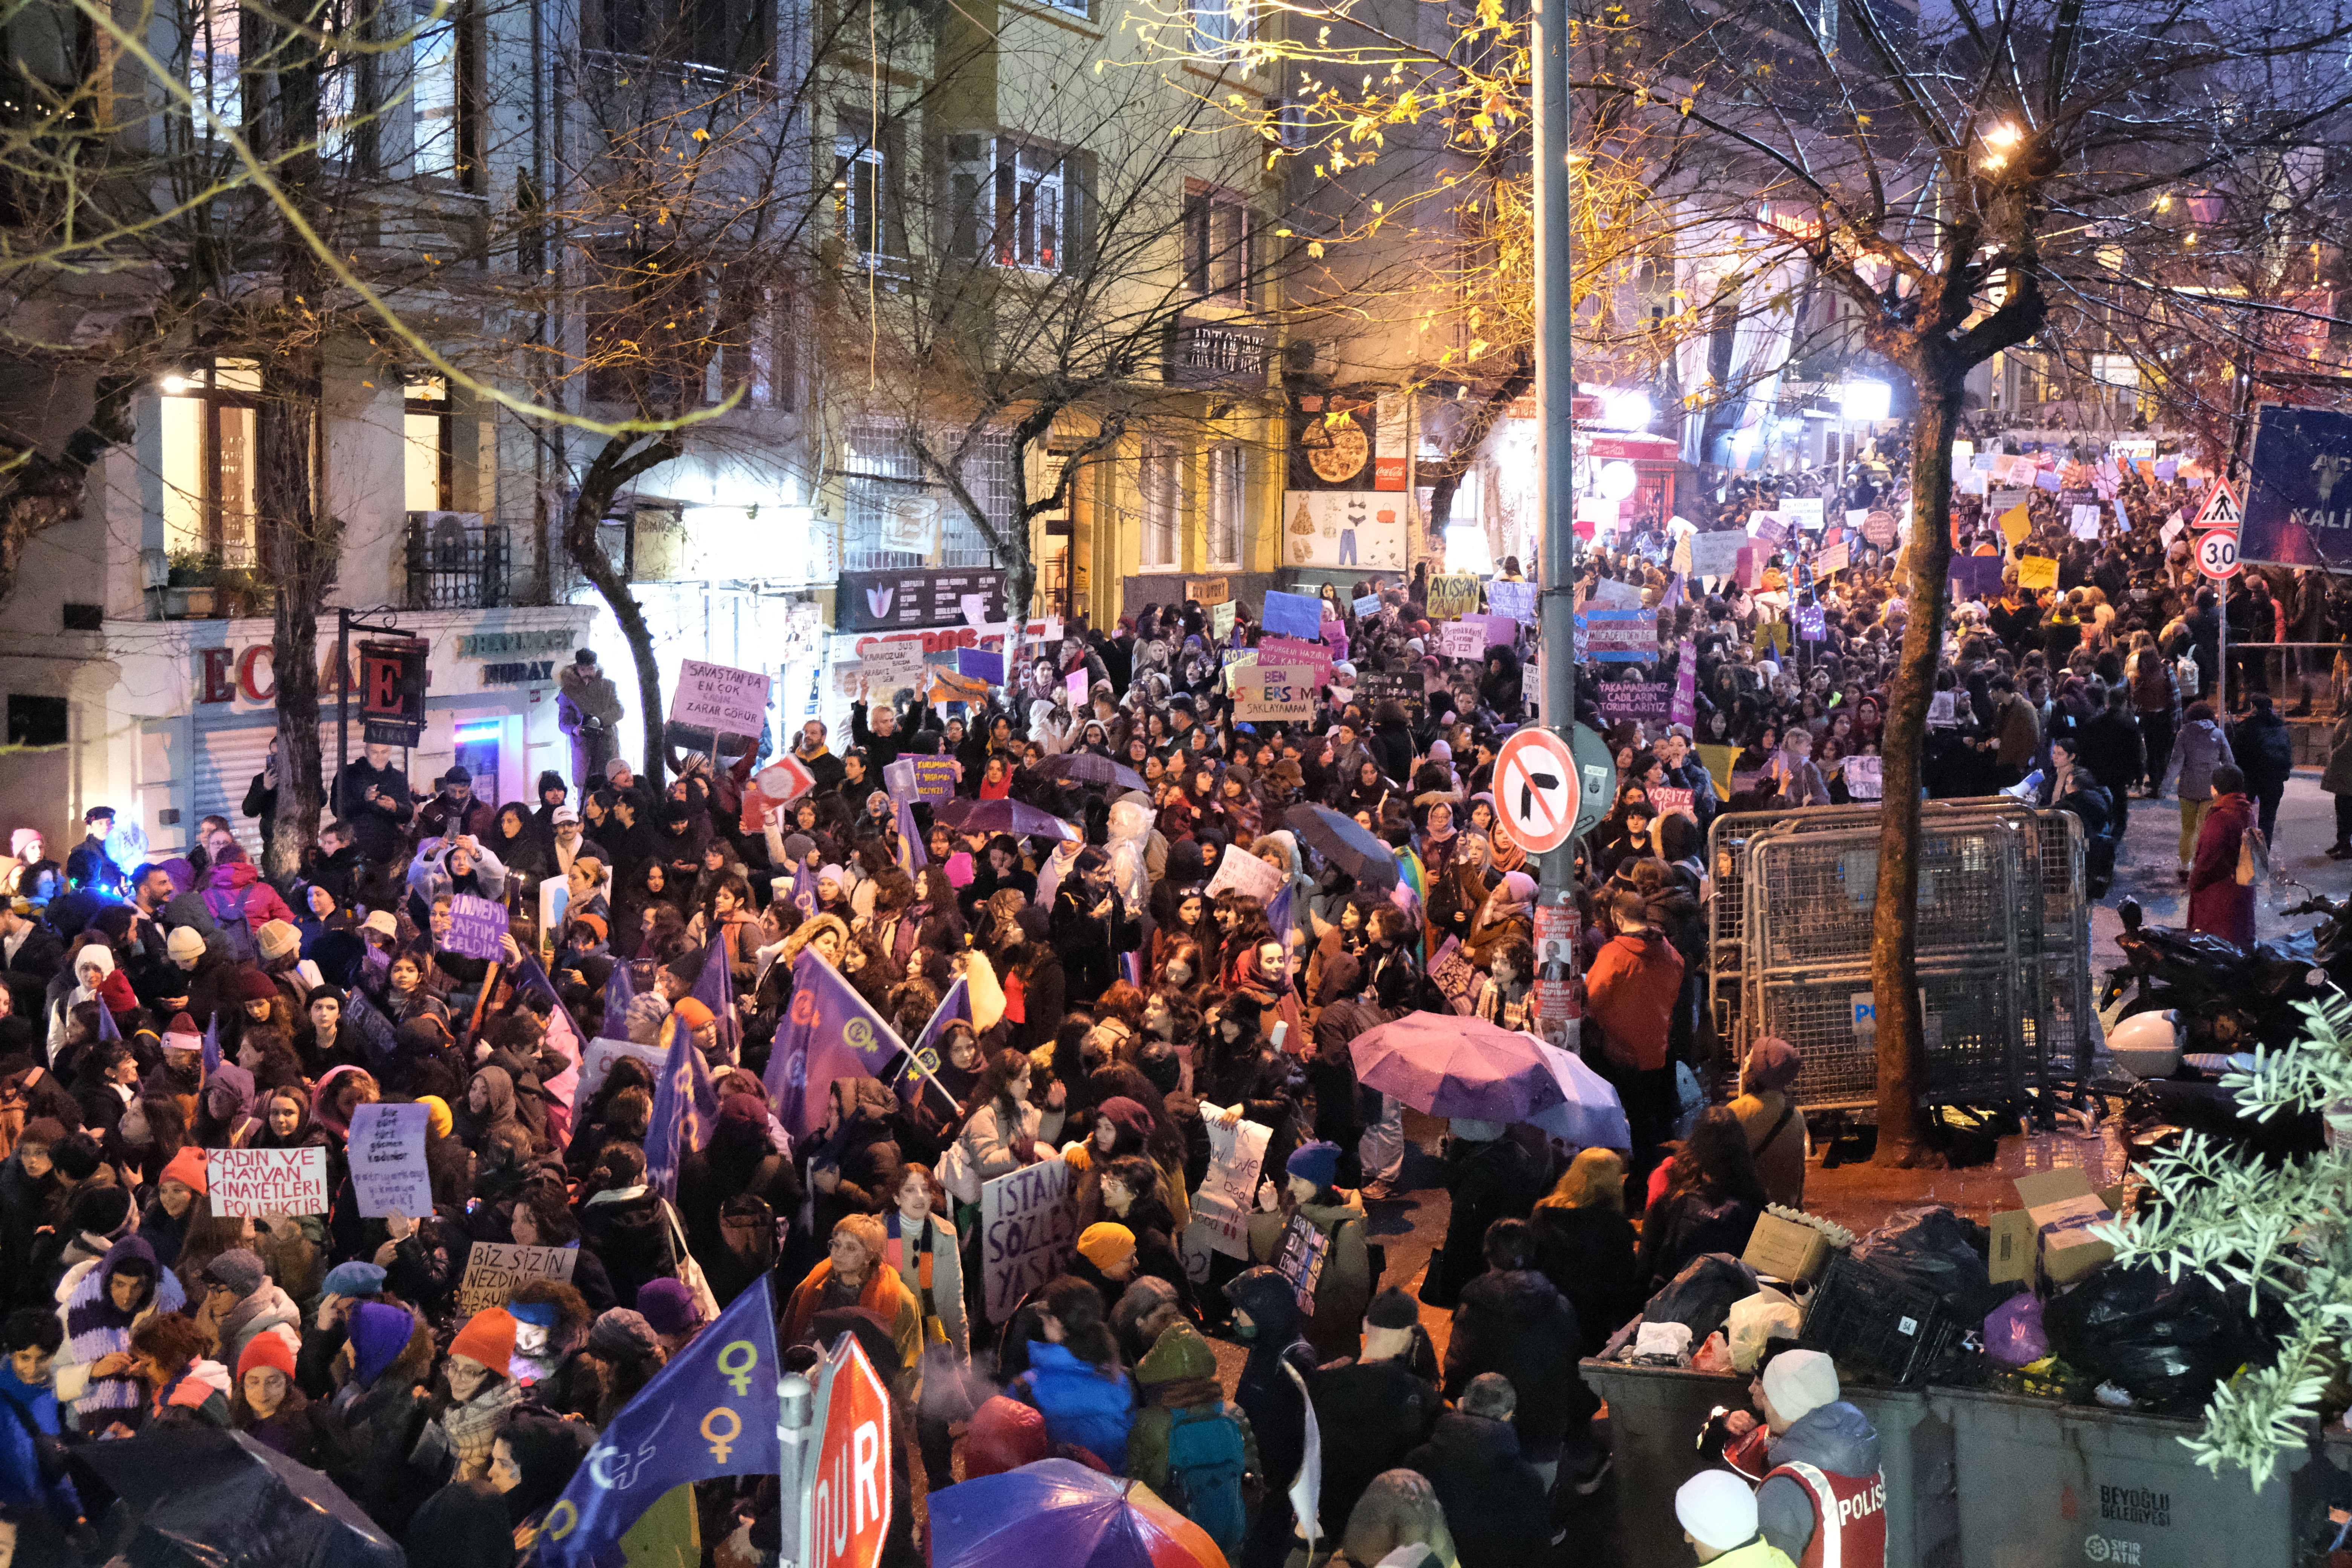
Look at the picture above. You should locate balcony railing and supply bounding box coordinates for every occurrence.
[405,511,513,609]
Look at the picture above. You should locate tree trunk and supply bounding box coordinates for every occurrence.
[1423,356,1535,537]
[1869,362,1961,1166]
[564,433,681,787]
[262,18,330,879]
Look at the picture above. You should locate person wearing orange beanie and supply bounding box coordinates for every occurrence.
[435,1307,524,1480]
[141,1144,212,1270]
[232,1330,320,1465]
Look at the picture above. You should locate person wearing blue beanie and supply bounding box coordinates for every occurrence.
[1249,1140,1373,1361]
[1287,1140,1343,1196]
[321,1261,387,1300]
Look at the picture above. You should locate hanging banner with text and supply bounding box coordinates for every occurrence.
[981,1159,1078,1320]
[207,1147,330,1216]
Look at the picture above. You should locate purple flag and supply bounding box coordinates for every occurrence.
[791,860,817,920]
[688,939,740,1062]
[762,950,905,1139]
[894,796,929,876]
[603,950,638,1027]
[896,977,968,1122]
[100,995,124,1047]
[646,1011,719,1201]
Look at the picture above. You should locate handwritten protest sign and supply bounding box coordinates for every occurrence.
[1206,844,1288,903]
[1651,785,1696,821]
[1210,600,1237,639]
[456,1241,580,1314]
[1352,594,1382,617]
[445,893,508,961]
[669,658,770,738]
[207,1147,329,1216]
[1231,663,1316,723]
[1184,1101,1273,1262]
[1425,575,1482,620]
[862,639,927,692]
[1782,498,1825,529]
[580,1037,671,1104]
[1259,635,1334,683]
[1688,532,1745,579]
[349,1102,431,1219]
[2017,555,2060,591]
[1439,620,1485,658]
[982,1159,1077,1319]
[1844,755,1885,800]
[1815,541,1851,576]
[1486,579,1537,623]
[346,989,398,1061]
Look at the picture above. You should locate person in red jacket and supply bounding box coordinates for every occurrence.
[1584,887,1686,1181]
[2186,763,2257,946]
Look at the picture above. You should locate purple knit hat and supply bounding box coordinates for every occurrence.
[349,1301,415,1385]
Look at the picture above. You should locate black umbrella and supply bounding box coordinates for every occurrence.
[78,1426,404,1568]
[1282,803,1400,890]
[1034,752,1148,792]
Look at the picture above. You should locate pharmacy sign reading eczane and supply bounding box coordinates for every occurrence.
[669,660,771,739]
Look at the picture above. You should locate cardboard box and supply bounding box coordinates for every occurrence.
[2008,1168,2118,1286]
[1742,1211,1836,1283]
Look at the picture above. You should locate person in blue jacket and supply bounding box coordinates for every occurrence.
[0,1309,80,1528]
[1010,1276,1136,1472]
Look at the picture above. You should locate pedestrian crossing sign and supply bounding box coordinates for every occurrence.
[2192,478,2242,533]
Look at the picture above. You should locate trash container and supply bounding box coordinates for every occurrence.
[1939,1385,2329,1568]
[1578,1359,1955,1568]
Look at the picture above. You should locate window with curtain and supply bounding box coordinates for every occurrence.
[1206,444,1242,567]
[1140,445,1180,569]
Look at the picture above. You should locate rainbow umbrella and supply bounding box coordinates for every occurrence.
[928,1459,1227,1568]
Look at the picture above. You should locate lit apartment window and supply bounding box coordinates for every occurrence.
[1182,185,1250,302]
[405,377,453,511]
[835,115,904,257]
[160,360,261,560]
[1139,445,1180,570]
[1206,444,1242,568]
[949,135,1072,272]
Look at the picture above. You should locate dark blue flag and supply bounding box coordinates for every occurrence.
[646,1011,718,1201]
[534,1274,781,1566]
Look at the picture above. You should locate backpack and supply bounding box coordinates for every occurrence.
[1161,1402,1250,1557]
[216,883,260,963]
[2130,652,2175,714]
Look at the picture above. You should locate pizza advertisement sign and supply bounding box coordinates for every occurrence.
[1289,395,1403,492]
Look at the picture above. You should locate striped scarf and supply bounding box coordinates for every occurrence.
[61,1259,186,1421]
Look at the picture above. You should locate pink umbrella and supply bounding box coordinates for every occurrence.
[1349,1012,1568,1123]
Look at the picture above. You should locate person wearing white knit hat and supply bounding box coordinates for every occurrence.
[1745,1348,1888,1568]
[1676,1470,1793,1565]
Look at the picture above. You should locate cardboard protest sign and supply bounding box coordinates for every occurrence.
[1231,663,1316,723]
[2017,555,2059,591]
[1998,505,2033,544]
[444,893,508,961]
[579,1037,671,1104]
[1651,785,1696,820]
[1782,498,1825,529]
[1844,755,1884,800]
[955,648,1004,685]
[1184,1101,1274,1261]
[1258,635,1333,682]
[349,1103,431,1219]
[982,1160,1077,1319]
[862,639,928,692]
[1206,845,1288,903]
[456,1241,580,1314]
[346,989,398,1060]
[1427,937,1480,1007]
[1211,600,1238,639]
[669,659,770,738]
[1688,531,1745,579]
[1439,620,1485,658]
[1749,514,1787,545]
[1815,541,1851,576]
[1260,590,1324,639]
[1351,594,1382,617]
[1485,580,1537,623]
[1586,577,1645,609]
[1928,691,1960,729]
[1864,511,1899,547]
[207,1147,329,1216]
[1424,575,1482,620]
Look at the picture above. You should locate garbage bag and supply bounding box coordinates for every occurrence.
[1726,1289,1804,1373]
[2040,1263,2245,1415]
[1850,1205,2004,1324]
[1983,1292,2049,1368]
[1643,1253,1759,1346]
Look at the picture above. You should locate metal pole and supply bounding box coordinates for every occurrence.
[1534,0,1575,911]
[336,608,350,820]
[776,1369,812,1568]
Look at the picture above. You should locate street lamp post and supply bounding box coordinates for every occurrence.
[1534,0,1576,909]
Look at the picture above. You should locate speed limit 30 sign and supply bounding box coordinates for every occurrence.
[1494,726,1582,855]
[2197,528,2240,580]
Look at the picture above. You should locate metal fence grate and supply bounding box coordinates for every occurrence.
[405,514,511,609]
[839,418,1007,571]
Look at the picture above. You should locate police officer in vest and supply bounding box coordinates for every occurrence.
[1724,1349,1886,1568]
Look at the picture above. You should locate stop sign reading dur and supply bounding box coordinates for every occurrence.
[805,1332,894,1568]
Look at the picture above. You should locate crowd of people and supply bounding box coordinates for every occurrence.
[0,418,2330,1568]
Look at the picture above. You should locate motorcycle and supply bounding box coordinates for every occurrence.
[2099,886,2346,1054]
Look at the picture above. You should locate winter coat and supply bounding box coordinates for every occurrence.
[2326,712,2352,797]
[334,757,415,862]
[238,1384,325,1467]
[1126,1321,1260,1507]
[2187,792,2258,945]
[779,1259,923,1377]
[1404,1412,1550,1568]
[2167,718,2235,801]
[1636,1190,1762,1297]
[1423,1136,1535,1310]
[1584,931,1685,1073]
[1528,1203,1642,1357]
[955,1099,1067,1185]
[216,1280,305,1372]
[1012,1341,1136,1471]
[1756,1399,1883,1566]
[882,1211,965,1357]
[557,665,625,737]
[1308,1354,1442,1537]
[578,1185,680,1310]
[1441,1268,1586,1460]
[1228,1268,1319,1489]
[1247,1194,1374,1363]
[54,1234,188,1430]
[0,1360,79,1523]
[202,852,299,933]
[2232,708,2295,797]
[315,1309,438,1535]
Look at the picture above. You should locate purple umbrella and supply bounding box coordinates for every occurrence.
[1036,752,1148,791]
[1349,1012,1568,1123]
[934,796,1082,841]
[929,1459,1224,1568]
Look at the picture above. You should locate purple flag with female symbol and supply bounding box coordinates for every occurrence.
[761,950,906,1138]
[646,1011,719,1201]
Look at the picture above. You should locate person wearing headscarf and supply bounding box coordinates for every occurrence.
[1727,1037,1807,1208]
[453,1064,528,1155]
